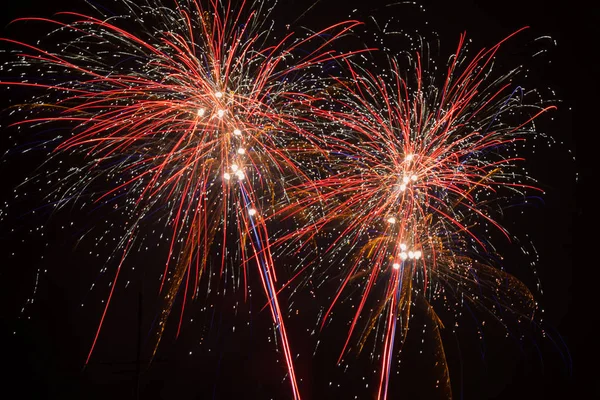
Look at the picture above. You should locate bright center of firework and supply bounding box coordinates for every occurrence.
[217,109,225,118]
[233,128,242,136]
[392,263,401,270]
[225,164,245,181]
[197,108,206,117]
[214,91,223,98]
[387,217,396,224]
[399,245,422,260]
[237,148,246,155]
[398,173,418,191]
[248,208,257,216]
[405,154,414,161]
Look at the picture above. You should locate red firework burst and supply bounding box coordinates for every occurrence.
[276,28,554,399]
[1,1,368,398]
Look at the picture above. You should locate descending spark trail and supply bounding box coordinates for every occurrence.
[239,182,301,397]
[379,261,403,400]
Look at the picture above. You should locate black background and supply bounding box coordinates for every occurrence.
[0,0,595,399]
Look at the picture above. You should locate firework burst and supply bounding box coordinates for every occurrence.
[1,0,567,397]
[276,28,555,399]
[0,0,367,397]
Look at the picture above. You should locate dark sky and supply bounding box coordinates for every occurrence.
[0,0,594,399]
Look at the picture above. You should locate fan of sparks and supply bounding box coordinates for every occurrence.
[276,29,555,399]
[1,0,366,398]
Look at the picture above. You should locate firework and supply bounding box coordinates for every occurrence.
[0,0,366,397]
[276,29,554,399]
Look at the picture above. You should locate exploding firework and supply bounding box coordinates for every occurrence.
[275,28,556,399]
[1,0,569,397]
[0,0,366,397]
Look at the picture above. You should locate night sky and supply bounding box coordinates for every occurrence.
[0,0,594,399]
